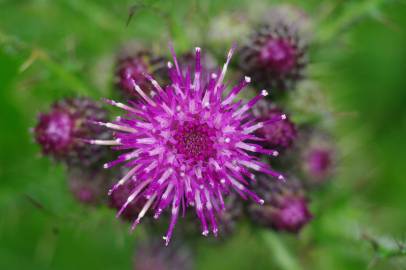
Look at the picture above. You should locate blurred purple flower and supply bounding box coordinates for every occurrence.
[239,19,307,91]
[34,97,110,167]
[248,174,312,233]
[300,130,336,184]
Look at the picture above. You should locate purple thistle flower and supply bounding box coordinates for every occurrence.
[248,174,312,233]
[34,97,110,167]
[89,46,285,245]
[253,100,297,150]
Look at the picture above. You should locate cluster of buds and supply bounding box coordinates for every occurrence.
[33,4,340,251]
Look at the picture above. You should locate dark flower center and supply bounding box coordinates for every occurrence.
[259,39,296,73]
[174,122,216,162]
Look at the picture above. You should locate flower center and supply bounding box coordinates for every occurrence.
[174,121,216,162]
[259,39,296,73]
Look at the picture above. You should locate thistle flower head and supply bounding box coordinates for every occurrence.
[248,174,312,233]
[239,19,307,91]
[90,46,284,245]
[34,97,110,167]
[253,100,297,150]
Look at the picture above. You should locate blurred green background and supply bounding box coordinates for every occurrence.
[1,0,406,269]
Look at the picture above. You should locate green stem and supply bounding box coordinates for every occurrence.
[262,230,302,270]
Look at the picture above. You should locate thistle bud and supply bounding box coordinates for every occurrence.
[34,97,110,167]
[248,174,312,233]
[253,100,297,151]
[115,44,167,99]
[239,17,307,91]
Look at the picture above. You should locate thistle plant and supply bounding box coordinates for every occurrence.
[15,0,400,269]
[88,46,286,245]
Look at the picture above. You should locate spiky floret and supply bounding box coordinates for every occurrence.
[238,20,307,91]
[90,46,285,245]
